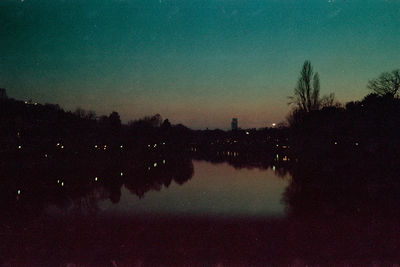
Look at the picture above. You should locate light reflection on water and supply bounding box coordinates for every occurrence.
[98,160,290,218]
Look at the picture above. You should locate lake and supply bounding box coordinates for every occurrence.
[3,153,400,266]
[77,160,290,218]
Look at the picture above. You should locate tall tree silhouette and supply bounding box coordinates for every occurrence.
[289,60,321,112]
[368,69,400,97]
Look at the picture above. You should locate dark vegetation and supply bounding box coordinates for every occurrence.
[1,63,400,265]
[1,62,399,208]
[1,63,400,208]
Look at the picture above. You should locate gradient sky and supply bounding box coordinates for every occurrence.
[1,0,399,129]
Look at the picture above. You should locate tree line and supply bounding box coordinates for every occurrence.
[287,60,400,159]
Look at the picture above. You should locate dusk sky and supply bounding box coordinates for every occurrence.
[1,0,399,129]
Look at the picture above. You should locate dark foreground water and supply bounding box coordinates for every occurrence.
[2,152,400,266]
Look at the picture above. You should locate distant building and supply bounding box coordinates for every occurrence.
[0,88,7,100]
[231,118,238,130]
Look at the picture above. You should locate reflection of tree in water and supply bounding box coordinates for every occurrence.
[192,149,293,176]
[124,157,194,198]
[70,187,110,216]
[283,157,400,218]
[0,152,195,218]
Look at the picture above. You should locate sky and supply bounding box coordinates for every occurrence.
[1,0,399,129]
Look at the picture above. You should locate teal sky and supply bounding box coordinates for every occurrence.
[1,0,399,129]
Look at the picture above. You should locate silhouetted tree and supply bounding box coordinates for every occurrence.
[320,93,341,108]
[368,69,400,97]
[289,60,339,113]
[150,114,162,127]
[161,119,172,130]
[86,110,96,120]
[109,111,121,132]
[289,60,321,112]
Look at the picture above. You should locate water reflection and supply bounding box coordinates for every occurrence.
[3,149,400,265]
[1,149,296,219]
[99,160,289,218]
[284,156,400,218]
[0,153,196,219]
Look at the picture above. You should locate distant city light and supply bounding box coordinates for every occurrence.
[154,162,157,167]
[61,182,64,186]
[148,144,151,147]
[94,145,98,148]
[334,141,338,145]
[355,142,359,146]
[163,159,166,164]
[18,145,22,149]
[61,145,64,149]
[120,145,123,148]
[94,177,98,181]
[57,179,60,183]
[153,144,157,148]
[272,166,276,171]
[120,172,123,176]
[246,131,249,135]
[56,143,60,146]
[17,189,21,195]
[44,154,48,157]
[272,123,276,127]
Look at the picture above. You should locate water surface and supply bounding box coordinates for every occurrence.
[98,160,290,218]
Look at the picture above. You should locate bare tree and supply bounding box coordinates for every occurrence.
[289,60,340,113]
[289,60,321,112]
[367,69,400,97]
[320,93,341,108]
